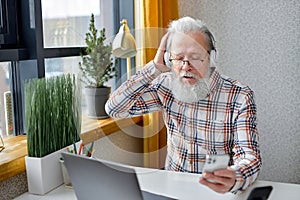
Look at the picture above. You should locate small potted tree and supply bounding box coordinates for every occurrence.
[79,14,117,119]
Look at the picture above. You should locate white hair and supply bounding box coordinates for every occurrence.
[166,16,217,67]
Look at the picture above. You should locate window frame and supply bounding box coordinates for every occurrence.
[0,0,134,136]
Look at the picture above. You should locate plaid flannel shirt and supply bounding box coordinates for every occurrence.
[105,61,262,192]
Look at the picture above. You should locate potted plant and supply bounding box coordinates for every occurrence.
[24,74,81,195]
[79,14,117,119]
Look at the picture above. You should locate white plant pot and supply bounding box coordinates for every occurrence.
[25,148,65,195]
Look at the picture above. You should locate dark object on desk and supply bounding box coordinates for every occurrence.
[247,186,273,200]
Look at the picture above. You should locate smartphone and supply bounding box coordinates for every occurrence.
[247,186,273,200]
[202,154,230,173]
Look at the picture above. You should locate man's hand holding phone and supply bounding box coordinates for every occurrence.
[199,154,236,194]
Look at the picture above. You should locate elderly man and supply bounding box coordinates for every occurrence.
[105,16,261,194]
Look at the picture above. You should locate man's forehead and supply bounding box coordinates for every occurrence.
[171,31,209,52]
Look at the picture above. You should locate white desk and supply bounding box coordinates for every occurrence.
[15,167,300,200]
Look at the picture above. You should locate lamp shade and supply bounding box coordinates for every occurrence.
[112,19,137,58]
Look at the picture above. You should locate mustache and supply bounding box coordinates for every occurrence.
[179,71,197,78]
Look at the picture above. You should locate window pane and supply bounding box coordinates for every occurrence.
[45,56,116,118]
[0,62,13,138]
[45,56,81,77]
[41,0,101,48]
[45,56,88,118]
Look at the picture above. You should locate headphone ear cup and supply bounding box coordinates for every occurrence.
[209,50,217,67]
[164,51,172,68]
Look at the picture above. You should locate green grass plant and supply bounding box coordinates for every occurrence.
[25,74,81,157]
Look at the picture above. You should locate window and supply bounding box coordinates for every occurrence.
[42,0,114,117]
[0,0,134,137]
[42,0,101,48]
[44,56,89,113]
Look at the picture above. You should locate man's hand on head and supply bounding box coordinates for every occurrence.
[153,32,172,73]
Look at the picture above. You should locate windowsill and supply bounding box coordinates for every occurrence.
[0,135,27,182]
[0,116,143,182]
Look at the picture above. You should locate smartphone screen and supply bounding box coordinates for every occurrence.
[247,186,273,200]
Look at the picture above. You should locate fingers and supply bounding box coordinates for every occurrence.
[199,177,229,194]
[157,32,170,52]
[213,167,236,179]
[203,172,232,185]
[199,168,236,194]
[153,32,171,72]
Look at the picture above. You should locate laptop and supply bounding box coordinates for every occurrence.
[61,152,177,200]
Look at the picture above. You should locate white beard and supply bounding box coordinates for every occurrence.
[171,71,210,103]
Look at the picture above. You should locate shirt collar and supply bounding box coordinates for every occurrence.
[208,67,222,94]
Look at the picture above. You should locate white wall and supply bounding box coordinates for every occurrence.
[178,0,300,184]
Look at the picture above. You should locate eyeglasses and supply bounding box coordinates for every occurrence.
[169,54,208,67]
[0,136,4,152]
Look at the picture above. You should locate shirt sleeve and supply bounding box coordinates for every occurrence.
[105,61,163,118]
[229,90,262,193]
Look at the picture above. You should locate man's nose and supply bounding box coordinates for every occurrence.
[181,60,192,71]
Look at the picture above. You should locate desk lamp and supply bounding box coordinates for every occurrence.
[112,19,137,79]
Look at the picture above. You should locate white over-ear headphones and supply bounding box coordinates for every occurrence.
[164,51,172,68]
[209,49,217,68]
